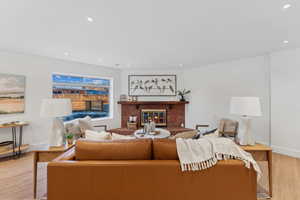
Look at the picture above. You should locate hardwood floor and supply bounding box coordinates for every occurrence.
[0,153,46,200]
[0,152,299,200]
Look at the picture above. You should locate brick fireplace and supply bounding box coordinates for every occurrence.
[118,101,189,129]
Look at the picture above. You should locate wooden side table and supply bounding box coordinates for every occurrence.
[241,143,272,198]
[32,144,74,199]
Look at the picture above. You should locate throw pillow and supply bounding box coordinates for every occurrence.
[203,129,220,138]
[192,128,218,139]
[65,121,82,136]
[78,116,95,134]
[85,130,112,141]
[111,133,135,140]
[169,130,198,139]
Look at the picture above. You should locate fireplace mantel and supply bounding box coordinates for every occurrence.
[118,101,189,105]
[118,101,188,128]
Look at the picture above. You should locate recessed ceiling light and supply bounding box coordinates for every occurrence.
[64,52,69,56]
[179,64,184,67]
[87,17,94,22]
[282,4,291,10]
[283,40,289,44]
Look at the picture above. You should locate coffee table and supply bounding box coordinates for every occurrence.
[134,128,171,139]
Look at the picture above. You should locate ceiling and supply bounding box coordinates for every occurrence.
[0,0,298,69]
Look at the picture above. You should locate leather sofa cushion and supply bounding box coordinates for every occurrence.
[75,139,152,160]
[152,139,179,160]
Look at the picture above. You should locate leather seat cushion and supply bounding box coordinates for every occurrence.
[152,139,179,160]
[75,139,152,160]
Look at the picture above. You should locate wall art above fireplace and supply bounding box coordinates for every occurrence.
[128,75,177,96]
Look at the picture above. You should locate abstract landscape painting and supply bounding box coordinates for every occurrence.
[0,74,25,114]
[128,75,177,96]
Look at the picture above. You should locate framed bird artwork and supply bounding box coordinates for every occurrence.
[128,75,177,96]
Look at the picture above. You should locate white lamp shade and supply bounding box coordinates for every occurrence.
[230,97,262,117]
[40,98,72,118]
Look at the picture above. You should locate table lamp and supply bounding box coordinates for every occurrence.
[40,99,72,146]
[230,97,262,145]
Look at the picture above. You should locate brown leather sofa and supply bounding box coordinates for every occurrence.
[48,139,257,200]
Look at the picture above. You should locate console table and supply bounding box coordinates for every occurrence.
[0,122,29,158]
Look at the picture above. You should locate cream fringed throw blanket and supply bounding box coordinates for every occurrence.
[176,137,262,179]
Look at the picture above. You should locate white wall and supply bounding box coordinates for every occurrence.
[0,51,121,147]
[270,48,300,158]
[184,56,270,144]
[120,56,271,144]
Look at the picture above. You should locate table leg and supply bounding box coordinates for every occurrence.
[18,126,23,157]
[11,127,16,157]
[33,152,38,199]
[268,150,273,197]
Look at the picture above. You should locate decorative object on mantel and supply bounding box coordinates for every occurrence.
[128,75,177,96]
[119,94,128,101]
[230,97,262,146]
[176,89,191,102]
[0,73,26,114]
[40,98,72,147]
[132,96,138,101]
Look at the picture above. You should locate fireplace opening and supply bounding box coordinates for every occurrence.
[141,109,167,127]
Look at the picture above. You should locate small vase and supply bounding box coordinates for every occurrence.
[67,139,73,145]
[180,97,186,102]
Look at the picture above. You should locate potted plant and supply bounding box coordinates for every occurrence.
[177,89,191,102]
[65,133,74,145]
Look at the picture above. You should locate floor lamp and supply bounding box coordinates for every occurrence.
[40,99,72,147]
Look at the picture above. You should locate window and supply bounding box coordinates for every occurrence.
[52,73,112,121]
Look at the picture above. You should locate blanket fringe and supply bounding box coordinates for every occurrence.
[181,153,254,172]
[182,157,218,171]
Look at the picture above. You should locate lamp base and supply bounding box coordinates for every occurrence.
[238,117,255,146]
[49,118,65,147]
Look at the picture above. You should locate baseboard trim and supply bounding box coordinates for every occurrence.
[255,140,300,159]
[271,145,300,159]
